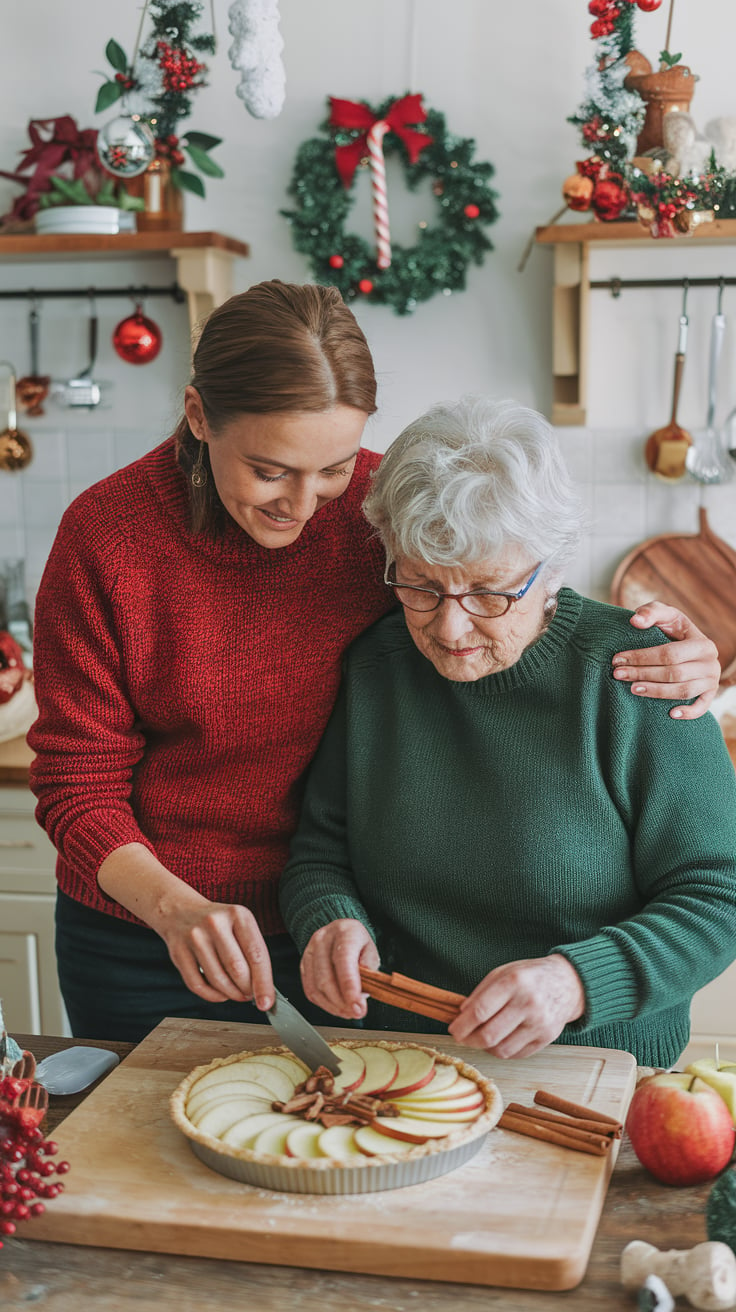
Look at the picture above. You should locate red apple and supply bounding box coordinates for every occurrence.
[626,1073,735,1186]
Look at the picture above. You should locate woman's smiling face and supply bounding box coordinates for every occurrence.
[394,546,551,681]
[184,388,368,548]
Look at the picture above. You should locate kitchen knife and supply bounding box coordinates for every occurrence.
[267,988,341,1075]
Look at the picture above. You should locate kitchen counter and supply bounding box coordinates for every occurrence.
[0,1034,714,1312]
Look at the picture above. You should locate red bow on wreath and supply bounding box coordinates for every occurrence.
[329,94,433,188]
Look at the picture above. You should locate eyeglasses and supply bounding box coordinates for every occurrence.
[384,560,545,618]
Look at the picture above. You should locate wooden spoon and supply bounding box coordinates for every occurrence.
[0,362,33,472]
[16,301,50,417]
[644,287,692,480]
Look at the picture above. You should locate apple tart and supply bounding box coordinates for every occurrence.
[170,1038,503,1195]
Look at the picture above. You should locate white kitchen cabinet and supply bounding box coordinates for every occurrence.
[0,784,67,1035]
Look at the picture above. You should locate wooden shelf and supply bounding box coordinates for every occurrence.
[534,220,736,425]
[535,217,736,245]
[0,230,250,330]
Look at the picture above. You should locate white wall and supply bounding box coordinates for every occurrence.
[1,0,735,604]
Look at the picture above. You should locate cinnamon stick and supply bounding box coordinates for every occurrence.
[533,1089,621,1128]
[498,1111,610,1156]
[359,967,466,1024]
[505,1102,622,1139]
[389,972,466,1010]
[359,978,456,1023]
[501,1113,610,1150]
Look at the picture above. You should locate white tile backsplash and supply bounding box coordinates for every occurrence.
[2,423,736,615]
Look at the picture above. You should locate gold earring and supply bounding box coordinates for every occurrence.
[191,439,208,488]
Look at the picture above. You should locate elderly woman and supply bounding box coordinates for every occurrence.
[279,398,736,1069]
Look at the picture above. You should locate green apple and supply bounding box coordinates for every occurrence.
[685,1060,736,1121]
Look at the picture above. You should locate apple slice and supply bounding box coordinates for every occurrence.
[191,1060,297,1102]
[331,1045,366,1093]
[221,1111,292,1148]
[252,1053,310,1085]
[186,1079,273,1118]
[251,1120,306,1156]
[393,1091,484,1116]
[382,1048,435,1098]
[398,1104,483,1123]
[392,1074,479,1103]
[285,1122,327,1159]
[353,1125,418,1156]
[195,1097,275,1138]
[371,1115,454,1143]
[352,1045,399,1094]
[317,1124,365,1160]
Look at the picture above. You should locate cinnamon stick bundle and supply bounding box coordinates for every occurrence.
[505,1102,623,1139]
[498,1089,623,1156]
[498,1111,610,1156]
[359,967,466,1025]
[533,1089,622,1128]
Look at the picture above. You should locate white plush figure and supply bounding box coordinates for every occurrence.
[705,117,736,171]
[227,0,286,120]
[660,112,711,177]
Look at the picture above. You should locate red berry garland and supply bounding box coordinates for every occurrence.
[0,1077,70,1247]
[156,41,206,95]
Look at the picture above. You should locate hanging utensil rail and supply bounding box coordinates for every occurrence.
[0,283,186,302]
[594,275,736,298]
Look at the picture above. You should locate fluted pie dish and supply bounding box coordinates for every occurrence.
[170,1038,503,1194]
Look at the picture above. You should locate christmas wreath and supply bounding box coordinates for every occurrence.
[282,93,498,315]
[564,0,736,236]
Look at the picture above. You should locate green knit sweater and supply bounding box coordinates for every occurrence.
[280,590,736,1068]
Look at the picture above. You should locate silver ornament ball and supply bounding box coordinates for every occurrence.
[96,114,156,178]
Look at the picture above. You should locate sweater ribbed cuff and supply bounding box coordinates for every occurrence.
[552,935,641,1032]
[284,893,376,957]
[60,811,157,885]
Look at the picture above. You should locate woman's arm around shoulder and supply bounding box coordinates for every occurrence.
[611,602,721,718]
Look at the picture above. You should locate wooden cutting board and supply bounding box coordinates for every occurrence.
[611,507,736,686]
[25,1017,636,1292]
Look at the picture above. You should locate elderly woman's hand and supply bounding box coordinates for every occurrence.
[612,603,721,719]
[300,919,380,1019]
[448,954,585,1059]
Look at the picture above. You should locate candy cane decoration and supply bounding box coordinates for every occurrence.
[366,119,392,269]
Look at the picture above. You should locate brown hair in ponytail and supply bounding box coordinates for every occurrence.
[175,280,377,534]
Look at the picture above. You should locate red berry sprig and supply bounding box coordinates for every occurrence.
[0,1077,70,1248]
[155,134,186,167]
[156,41,207,94]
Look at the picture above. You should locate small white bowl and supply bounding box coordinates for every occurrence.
[34,206,121,235]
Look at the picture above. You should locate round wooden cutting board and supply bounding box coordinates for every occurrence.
[611,508,736,687]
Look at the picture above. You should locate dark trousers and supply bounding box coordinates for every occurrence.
[55,890,338,1044]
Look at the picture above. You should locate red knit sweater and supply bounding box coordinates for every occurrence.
[28,438,392,933]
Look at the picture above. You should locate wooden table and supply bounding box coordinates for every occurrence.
[0,1035,711,1312]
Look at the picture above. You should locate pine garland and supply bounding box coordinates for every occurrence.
[282,96,499,315]
[565,0,736,234]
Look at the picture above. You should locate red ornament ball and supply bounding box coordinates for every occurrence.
[328,254,344,269]
[592,177,629,221]
[463,203,480,218]
[112,309,163,365]
[636,0,662,10]
[358,279,374,294]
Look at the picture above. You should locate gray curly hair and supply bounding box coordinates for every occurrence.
[363,397,586,582]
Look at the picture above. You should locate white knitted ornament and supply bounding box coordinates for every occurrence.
[227,0,285,119]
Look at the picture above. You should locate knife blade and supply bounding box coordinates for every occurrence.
[267,988,341,1075]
